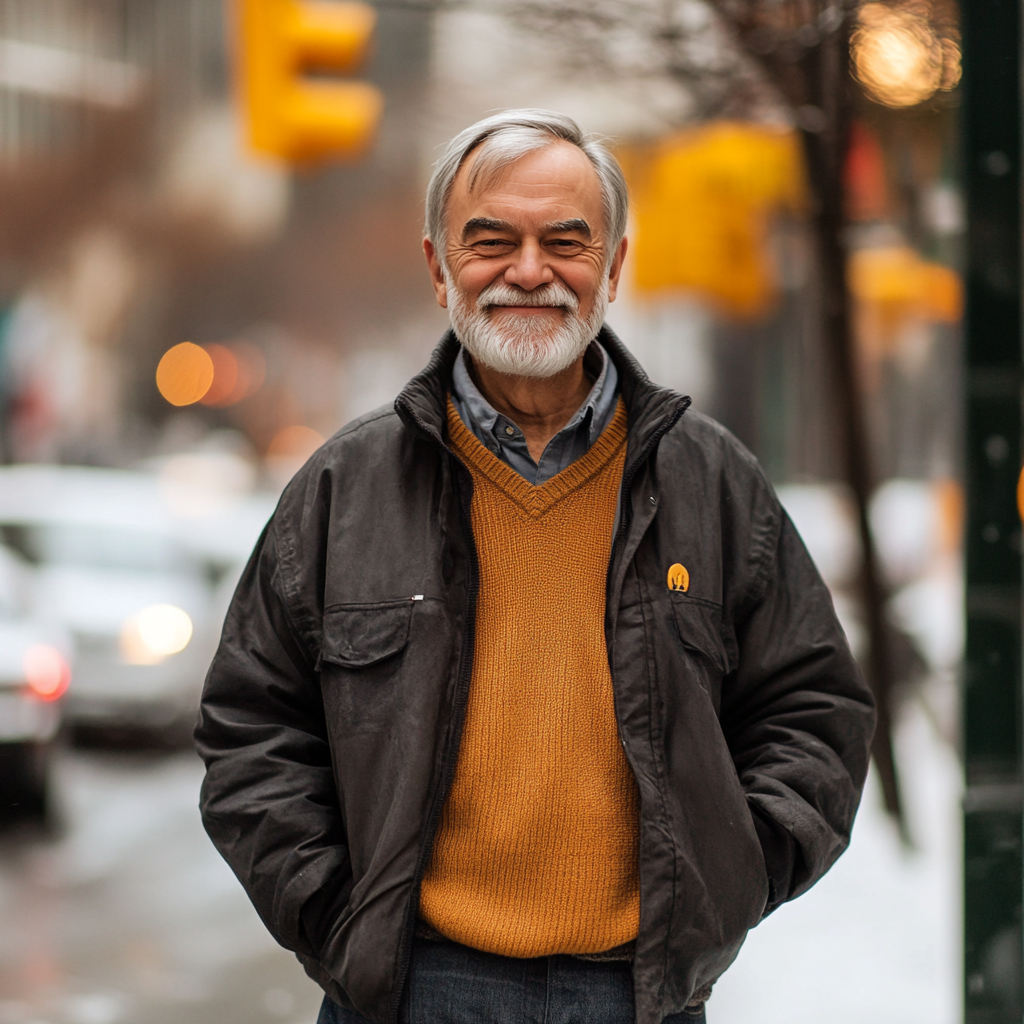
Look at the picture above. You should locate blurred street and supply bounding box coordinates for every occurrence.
[0,747,323,1024]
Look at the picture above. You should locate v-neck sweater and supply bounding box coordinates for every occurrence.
[417,397,640,958]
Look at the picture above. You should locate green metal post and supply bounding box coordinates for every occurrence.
[963,1,1024,1021]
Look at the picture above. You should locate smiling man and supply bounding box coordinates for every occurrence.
[195,111,875,1024]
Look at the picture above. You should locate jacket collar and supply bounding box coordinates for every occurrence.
[394,326,691,475]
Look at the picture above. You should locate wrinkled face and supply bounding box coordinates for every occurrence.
[425,140,627,377]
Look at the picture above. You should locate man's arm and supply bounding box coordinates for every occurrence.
[195,515,351,959]
[722,512,876,915]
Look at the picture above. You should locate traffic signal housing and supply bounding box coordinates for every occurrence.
[234,0,384,165]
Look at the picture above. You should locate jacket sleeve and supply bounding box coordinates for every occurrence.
[194,509,350,960]
[721,510,876,914]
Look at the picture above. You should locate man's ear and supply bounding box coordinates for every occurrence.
[606,236,629,303]
[423,238,448,309]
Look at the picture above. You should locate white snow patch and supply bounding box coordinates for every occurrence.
[708,702,961,1024]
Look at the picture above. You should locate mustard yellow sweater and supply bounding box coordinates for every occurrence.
[418,398,639,958]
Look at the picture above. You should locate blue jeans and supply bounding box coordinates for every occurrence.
[317,938,707,1023]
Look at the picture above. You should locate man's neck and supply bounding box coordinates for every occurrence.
[467,353,593,463]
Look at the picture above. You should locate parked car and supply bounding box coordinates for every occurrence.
[0,464,272,741]
[0,542,71,815]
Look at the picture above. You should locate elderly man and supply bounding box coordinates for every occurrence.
[195,110,874,1024]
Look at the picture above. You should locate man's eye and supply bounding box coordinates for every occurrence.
[550,239,584,252]
[474,239,513,250]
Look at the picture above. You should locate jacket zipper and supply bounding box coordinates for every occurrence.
[387,410,480,1024]
[603,397,689,1018]
[389,391,687,1024]
[607,397,690,586]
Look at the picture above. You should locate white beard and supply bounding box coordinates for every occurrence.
[446,275,608,378]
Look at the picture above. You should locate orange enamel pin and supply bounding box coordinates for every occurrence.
[667,563,689,592]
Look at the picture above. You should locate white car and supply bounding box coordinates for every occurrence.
[0,464,273,740]
[0,542,71,816]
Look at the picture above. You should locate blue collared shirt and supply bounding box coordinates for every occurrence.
[451,340,620,485]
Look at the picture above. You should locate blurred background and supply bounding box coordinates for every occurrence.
[0,1,979,1022]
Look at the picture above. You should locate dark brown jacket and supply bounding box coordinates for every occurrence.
[195,328,875,1024]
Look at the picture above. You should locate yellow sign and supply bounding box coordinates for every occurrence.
[667,563,690,592]
[621,123,806,320]
[848,245,962,339]
[234,0,383,165]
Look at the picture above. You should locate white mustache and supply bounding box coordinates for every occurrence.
[477,281,580,313]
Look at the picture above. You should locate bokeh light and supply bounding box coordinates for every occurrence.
[268,425,325,461]
[156,342,215,406]
[852,4,961,109]
[23,644,71,702]
[200,344,240,406]
[120,604,194,665]
[200,340,267,407]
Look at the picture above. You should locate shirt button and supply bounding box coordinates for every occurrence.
[505,425,515,436]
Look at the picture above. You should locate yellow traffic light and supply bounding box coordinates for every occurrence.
[234,0,384,165]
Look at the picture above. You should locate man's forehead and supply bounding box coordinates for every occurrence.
[450,142,604,229]
[454,141,598,206]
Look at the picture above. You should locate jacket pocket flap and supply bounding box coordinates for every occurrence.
[670,596,731,675]
[320,603,413,669]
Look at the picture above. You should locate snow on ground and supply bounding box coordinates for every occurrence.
[707,483,965,1024]
[708,702,961,1024]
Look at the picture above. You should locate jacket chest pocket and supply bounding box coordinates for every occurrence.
[319,602,413,732]
[669,595,734,709]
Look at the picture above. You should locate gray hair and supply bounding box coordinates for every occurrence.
[424,109,629,265]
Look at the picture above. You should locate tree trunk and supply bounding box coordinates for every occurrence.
[798,18,905,831]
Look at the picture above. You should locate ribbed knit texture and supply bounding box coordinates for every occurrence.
[418,397,639,958]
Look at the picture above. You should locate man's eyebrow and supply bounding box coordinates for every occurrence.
[460,216,593,241]
[461,217,514,240]
[546,218,591,238]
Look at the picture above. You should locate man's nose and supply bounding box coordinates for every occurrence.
[503,240,553,290]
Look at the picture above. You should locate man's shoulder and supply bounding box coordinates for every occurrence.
[323,403,404,452]
[303,401,425,475]
[274,399,442,517]
[659,404,766,482]
[267,400,436,569]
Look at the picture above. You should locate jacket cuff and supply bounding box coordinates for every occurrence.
[298,872,355,957]
[749,805,800,915]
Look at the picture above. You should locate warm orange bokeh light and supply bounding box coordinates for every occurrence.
[200,344,240,406]
[156,342,215,406]
[268,425,325,460]
[852,4,961,109]
[200,340,267,407]
[23,644,71,701]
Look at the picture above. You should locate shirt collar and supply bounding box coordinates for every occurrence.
[451,340,615,448]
